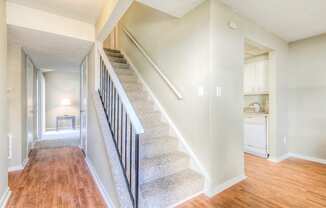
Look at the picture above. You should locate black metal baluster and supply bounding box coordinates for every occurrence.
[120,103,123,164]
[129,124,133,189]
[124,114,128,169]
[107,76,111,119]
[135,134,140,208]
[117,97,120,156]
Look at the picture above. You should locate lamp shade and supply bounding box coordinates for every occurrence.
[61,98,72,106]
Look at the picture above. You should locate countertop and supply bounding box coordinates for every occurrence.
[243,112,269,118]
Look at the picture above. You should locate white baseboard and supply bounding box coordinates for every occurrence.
[268,153,290,163]
[0,187,11,208]
[288,153,326,164]
[8,164,24,172]
[268,152,326,165]
[121,50,209,182]
[85,157,115,208]
[206,174,247,197]
[8,157,29,172]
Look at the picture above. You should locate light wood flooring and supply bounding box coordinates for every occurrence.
[178,154,326,208]
[7,147,106,208]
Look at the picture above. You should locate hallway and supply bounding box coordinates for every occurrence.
[7,147,105,208]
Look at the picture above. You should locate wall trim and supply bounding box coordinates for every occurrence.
[8,157,29,172]
[0,187,11,208]
[288,153,326,164]
[268,153,290,163]
[85,155,116,208]
[121,50,209,184]
[206,174,247,197]
[269,152,326,164]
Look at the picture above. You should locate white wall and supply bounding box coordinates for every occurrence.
[44,71,80,130]
[6,2,95,42]
[7,44,27,168]
[118,0,290,195]
[288,34,326,160]
[0,0,8,204]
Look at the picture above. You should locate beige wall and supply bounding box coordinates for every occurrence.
[0,0,8,202]
[288,34,326,159]
[7,44,28,168]
[118,0,290,194]
[44,71,80,130]
[119,0,214,190]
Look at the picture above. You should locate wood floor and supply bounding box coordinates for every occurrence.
[7,147,106,208]
[178,154,326,208]
[7,149,326,208]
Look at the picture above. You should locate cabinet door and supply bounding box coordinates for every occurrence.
[244,58,268,93]
[244,118,267,150]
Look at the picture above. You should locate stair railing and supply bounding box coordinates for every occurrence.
[96,43,144,208]
[120,25,183,100]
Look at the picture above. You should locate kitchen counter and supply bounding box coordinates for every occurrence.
[243,112,269,118]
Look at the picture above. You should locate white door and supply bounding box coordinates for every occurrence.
[26,58,35,154]
[80,58,88,153]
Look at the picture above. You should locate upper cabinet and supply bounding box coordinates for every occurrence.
[243,56,269,95]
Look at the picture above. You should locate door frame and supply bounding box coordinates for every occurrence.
[80,56,88,154]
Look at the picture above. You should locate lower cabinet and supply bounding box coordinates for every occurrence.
[244,116,269,158]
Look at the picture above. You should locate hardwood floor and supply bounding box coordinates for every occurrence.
[7,147,106,208]
[7,149,326,208]
[178,154,326,208]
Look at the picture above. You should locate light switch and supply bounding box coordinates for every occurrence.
[216,87,222,97]
[198,86,204,96]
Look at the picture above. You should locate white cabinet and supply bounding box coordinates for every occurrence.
[244,116,268,158]
[244,57,269,94]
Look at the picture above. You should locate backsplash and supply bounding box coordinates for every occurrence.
[244,94,269,113]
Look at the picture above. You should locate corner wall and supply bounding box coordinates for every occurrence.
[117,0,290,195]
[7,44,26,168]
[0,0,9,204]
[288,34,326,160]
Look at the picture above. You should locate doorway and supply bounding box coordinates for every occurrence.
[35,69,81,147]
[243,40,271,158]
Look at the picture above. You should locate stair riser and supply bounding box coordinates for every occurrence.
[141,126,170,139]
[140,157,189,184]
[115,68,134,76]
[141,115,164,128]
[109,57,127,64]
[141,140,178,159]
[141,178,204,208]
[122,83,143,91]
[134,103,155,113]
[119,76,139,83]
[127,91,149,99]
[107,52,124,58]
[112,63,129,69]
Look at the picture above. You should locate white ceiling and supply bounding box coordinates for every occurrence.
[220,0,326,42]
[8,25,93,71]
[137,0,205,17]
[7,0,106,24]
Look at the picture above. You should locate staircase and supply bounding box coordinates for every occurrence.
[105,48,204,208]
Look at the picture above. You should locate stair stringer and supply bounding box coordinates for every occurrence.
[120,50,209,191]
[91,91,134,208]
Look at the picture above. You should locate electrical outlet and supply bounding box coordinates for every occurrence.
[216,86,222,97]
[283,136,287,145]
[8,134,12,159]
